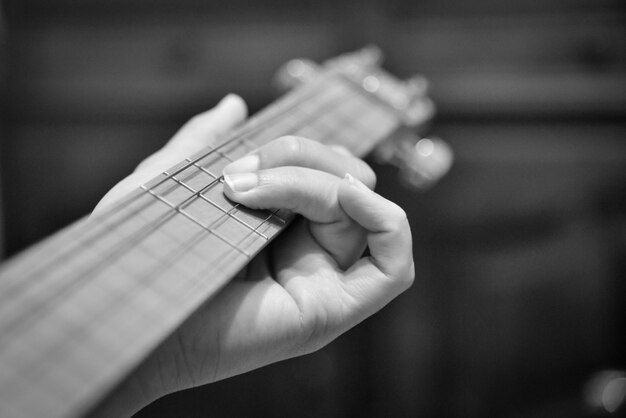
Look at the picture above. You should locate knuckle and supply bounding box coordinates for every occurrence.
[180,113,210,137]
[187,113,202,125]
[276,135,305,160]
[359,163,377,189]
[135,152,160,171]
[399,263,416,290]
[186,112,207,129]
[291,301,335,357]
[255,171,276,189]
[329,144,352,156]
[384,204,409,231]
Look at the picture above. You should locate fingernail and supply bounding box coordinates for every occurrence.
[223,154,260,174]
[224,172,258,192]
[345,173,371,192]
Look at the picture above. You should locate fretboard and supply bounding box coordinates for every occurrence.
[0,72,404,418]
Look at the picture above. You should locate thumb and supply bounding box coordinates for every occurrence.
[137,94,248,173]
[93,94,247,215]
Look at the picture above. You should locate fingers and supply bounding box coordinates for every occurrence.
[221,137,378,268]
[223,136,376,189]
[224,166,367,268]
[224,167,342,221]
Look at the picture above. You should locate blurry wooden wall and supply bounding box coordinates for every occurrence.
[1,0,626,417]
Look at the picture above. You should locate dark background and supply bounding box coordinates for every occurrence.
[1,0,626,417]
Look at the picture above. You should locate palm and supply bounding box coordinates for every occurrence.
[171,218,347,388]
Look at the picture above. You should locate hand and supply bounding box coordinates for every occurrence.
[91,94,414,417]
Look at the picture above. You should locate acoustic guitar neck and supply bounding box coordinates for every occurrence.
[0,47,433,418]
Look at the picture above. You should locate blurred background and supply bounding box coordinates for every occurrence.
[1,0,626,417]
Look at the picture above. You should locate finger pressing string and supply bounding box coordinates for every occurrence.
[223,167,344,223]
[223,166,367,268]
[223,136,376,189]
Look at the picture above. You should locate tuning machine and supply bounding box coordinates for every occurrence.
[274,58,320,92]
[372,128,453,191]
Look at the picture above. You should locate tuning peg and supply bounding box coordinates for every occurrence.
[404,75,429,98]
[388,75,431,125]
[399,96,436,127]
[274,58,320,92]
[400,137,453,190]
[357,45,384,68]
[324,45,385,76]
[373,129,453,191]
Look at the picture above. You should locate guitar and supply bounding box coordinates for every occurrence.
[0,47,448,418]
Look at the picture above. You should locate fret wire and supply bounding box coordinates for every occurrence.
[0,74,376,353]
[179,159,285,229]
[187,159,217,179]
[171,175,269,240]
[163,166,272,241]
[141,185,251,257]
[147,165,293,254]
[269,208,287,224]
[143,184,259,256]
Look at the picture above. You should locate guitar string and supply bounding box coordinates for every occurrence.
[0,76,338,297]
[0,80,360,348]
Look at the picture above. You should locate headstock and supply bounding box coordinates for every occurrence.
[274,46,453,191]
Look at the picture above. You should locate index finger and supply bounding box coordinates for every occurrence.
[223,136,377,189]
[137,94,248,173]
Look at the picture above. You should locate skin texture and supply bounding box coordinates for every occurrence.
[90,94,414,417]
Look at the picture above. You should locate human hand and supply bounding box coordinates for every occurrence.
[91,94,414,417]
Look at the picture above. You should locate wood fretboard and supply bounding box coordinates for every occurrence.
[0,72,403,418]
